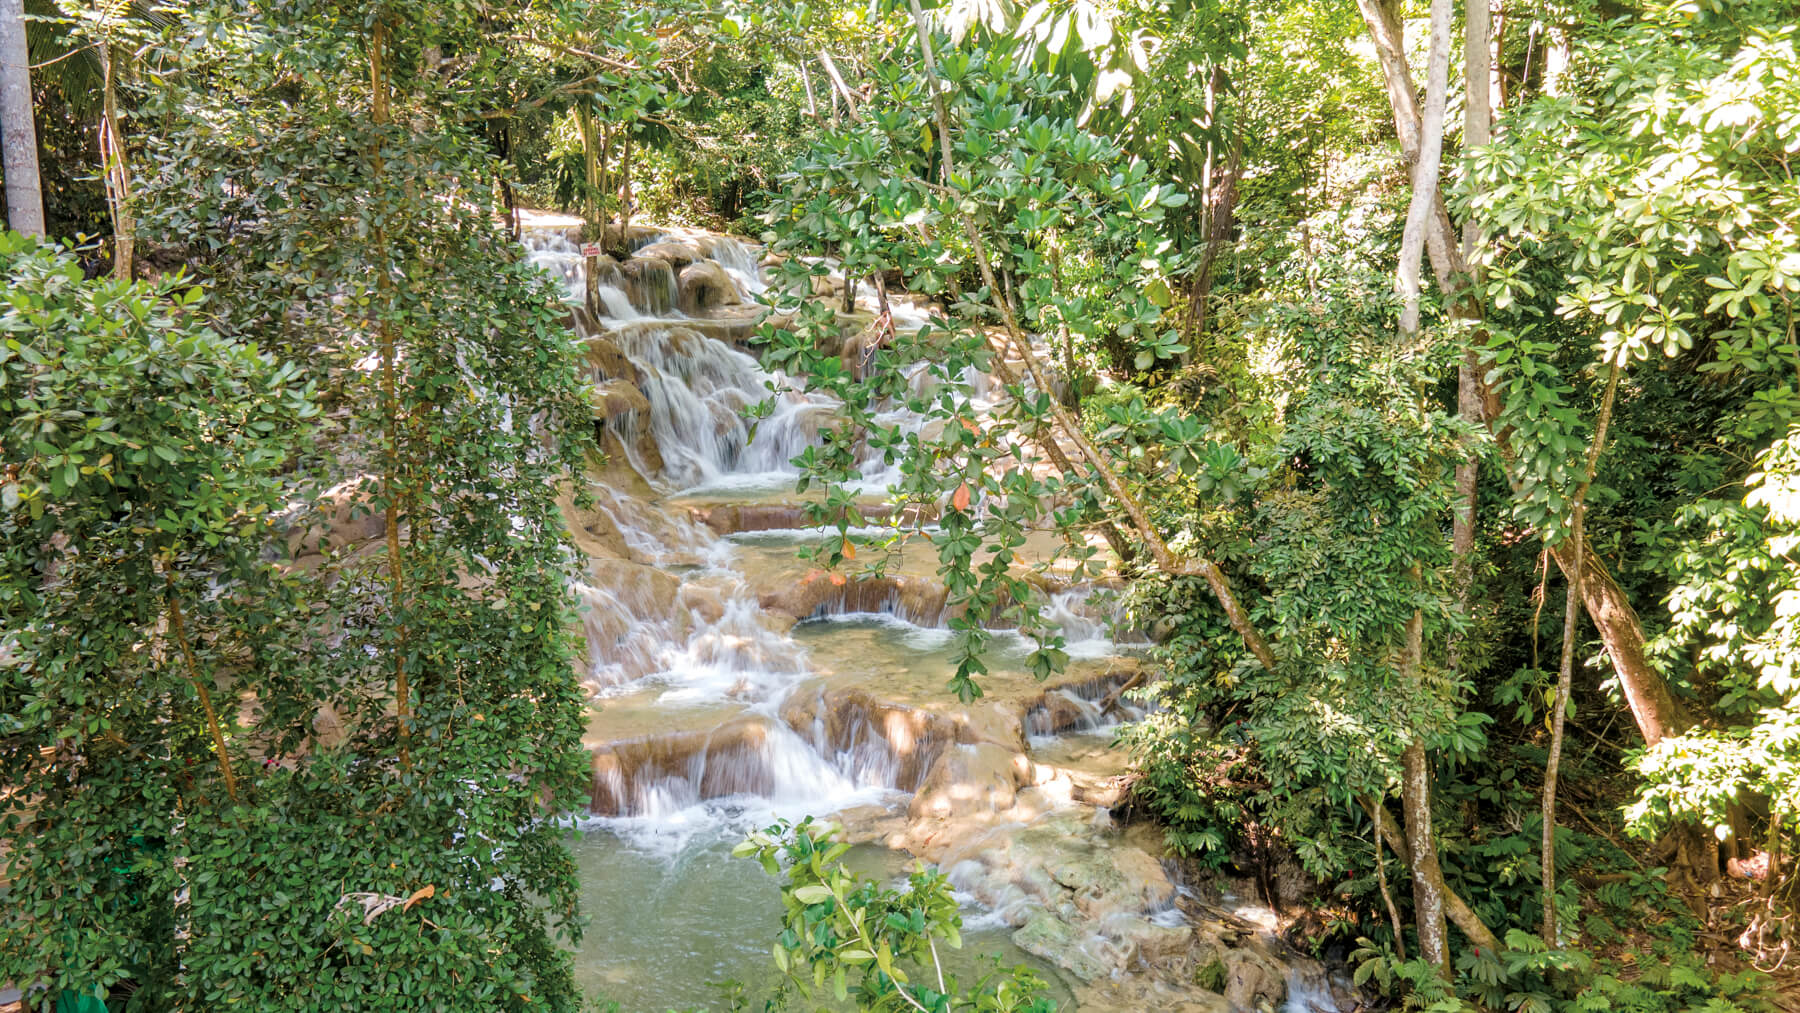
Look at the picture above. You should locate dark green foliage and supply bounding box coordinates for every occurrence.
[1,2,595,1007]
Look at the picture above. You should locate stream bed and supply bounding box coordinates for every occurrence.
[526,212,1344,1013]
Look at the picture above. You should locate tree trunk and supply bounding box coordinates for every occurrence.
[1396,0,1452,337]
[1,0,44,235]
[101,44,135,279]
[1184,135,1242,350]
[1451,0,1493,665]
[1355,0,1688,754]
[575,102,601,315]
[1372,801,1502,955]
[1398,603,1452,973]
[1401,741,1451,971]
[1541,367,1620,941]
[618,131,634,243]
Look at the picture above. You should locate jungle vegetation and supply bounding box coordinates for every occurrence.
[2,0,1796,1009]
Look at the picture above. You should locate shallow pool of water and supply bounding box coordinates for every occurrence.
[569,826,1077,1011]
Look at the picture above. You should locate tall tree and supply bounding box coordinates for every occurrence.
[1,0,44,233]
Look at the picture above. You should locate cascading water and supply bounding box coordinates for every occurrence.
[519,211,1334,1012]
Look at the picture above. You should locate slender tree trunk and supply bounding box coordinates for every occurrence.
[1541,26,1571,97]
[1492,11,1510,114]
[1398,600,1452,973]
[819,50,858,120]
[1397,0,1452,337]
[1372,801,1502,955]
[598,119,613,229]
[1,0,44,235]
[575,101,601,315]
[166,578,240,804]
[1543,367,1621,939]
[1381,0,1459,972]
[1185,136,1242,350]
[100,44,135,279]
[619,131,634,243]
[369,20,410,769]
[1450,0,1494,666]
[1365,796,1407,961]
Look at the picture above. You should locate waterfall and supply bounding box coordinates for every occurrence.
[527,214,1135,820]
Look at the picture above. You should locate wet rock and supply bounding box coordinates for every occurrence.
[679,260,743,313]
[781,687,957,792]
[909,742,1025,819]
[1077,980,1229,1013]
[1223,946,1288,1011]
[689,500,935,536]
[564,303,600,338]
[585,336,638,383]
[1109,915,1193,962]
[589,716,785,815]
[1012,913,1111,983]
[759,570,949,625]
[635,239,703,269]
[676,583,726,626]
[591,379,649,421]
[1024,690,1095,737]
[620,257,679,316]
[586,557,679,616]
[561,494,632,560]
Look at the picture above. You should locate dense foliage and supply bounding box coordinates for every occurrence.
[3,2,594,1008]
[7,0,1799,1009]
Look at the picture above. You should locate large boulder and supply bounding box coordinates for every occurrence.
[585,335,638,383]
[759,571,950,625]
[679,259,743,314]
[1012,912,1112,983]
[634,239,703,269]
[780,688,958,792]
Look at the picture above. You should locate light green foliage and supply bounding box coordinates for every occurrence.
[757,25,1190,701]
[736,819,1055,1012]
[1466,0,1800,900]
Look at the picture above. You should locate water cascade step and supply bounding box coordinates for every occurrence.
[515,210,1341,1012]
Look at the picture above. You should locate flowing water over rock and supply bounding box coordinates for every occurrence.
[518,212,1346,1012]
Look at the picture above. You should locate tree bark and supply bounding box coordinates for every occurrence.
[1450,0,1493,666]
[1372,801,1503,956]
[1184,135,1242,349]
[1355,0,1688,753]
[1,0,44,235]
[1542,367,1620,941]
[1397,0,1452,337]
[100,44,135,279]
[1398,603,1452,973]
[575,101,601,315]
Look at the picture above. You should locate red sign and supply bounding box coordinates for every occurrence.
[580,243,604,258]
